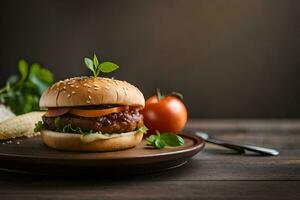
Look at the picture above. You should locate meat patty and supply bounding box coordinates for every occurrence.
[42,109,143,133]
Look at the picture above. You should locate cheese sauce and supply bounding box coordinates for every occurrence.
[80,131,137,143]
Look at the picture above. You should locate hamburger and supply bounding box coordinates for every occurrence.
[35,76,147,151]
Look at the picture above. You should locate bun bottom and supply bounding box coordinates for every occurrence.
[41,130,143,152]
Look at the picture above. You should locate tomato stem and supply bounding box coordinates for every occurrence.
[156,88,162,101]
[171,92,184,100]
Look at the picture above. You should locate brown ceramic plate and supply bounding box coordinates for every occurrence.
[0,132,204,176]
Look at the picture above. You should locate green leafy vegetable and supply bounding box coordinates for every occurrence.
[146,131,185,149]
[34,119,92,135]
[61,124,92,135]
[99,62,119,73]
[146,134,157,144]
[84,53,119,77]
[93,54,99,68]
[53,117,88,134]
[29,63,53,94]
[136,126,148,134]
[155,138,167,149]
[84,58,95,74]
[0,59,54,115]
[34,121,45,132]
[18,59,28,82]
[54,117,63,130]
[160,133,185,146]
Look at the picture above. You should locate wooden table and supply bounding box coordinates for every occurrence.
[0,119,299,200]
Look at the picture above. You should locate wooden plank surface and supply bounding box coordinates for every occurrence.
[0,119,299,200]
[0,181,299,200]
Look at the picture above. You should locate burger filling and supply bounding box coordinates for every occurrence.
[43,109,143,133]
[34,106,148,141]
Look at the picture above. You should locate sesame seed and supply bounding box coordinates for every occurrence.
[70,85,74,88]
[72,91,76,94]
[86,100,91,104]
[63,86,66,90]
[75,86,79,88]
[67,94,71,98]
[88,95,92,99]
[105,86,109,89]
[123,87,128,96]
[88,89,91,93]
[94,87,99,90]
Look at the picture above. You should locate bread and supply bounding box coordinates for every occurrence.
[0,104,15,123]
[0,112,45,140]
[40,77,145,108]
[41,130,144,152]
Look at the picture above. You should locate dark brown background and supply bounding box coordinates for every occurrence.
[0,0,299,118]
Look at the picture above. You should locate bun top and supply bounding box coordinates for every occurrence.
[40,77,145,108]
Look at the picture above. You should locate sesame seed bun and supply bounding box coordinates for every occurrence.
[39,77,145,108]
[41,130,144,152]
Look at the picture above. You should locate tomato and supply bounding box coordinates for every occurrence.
[141,95,187,134]
[69,106,128,118]
[44,108,71,117]
[44,106,128,118]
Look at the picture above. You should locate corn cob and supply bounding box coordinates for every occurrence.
[0,112,45,140]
